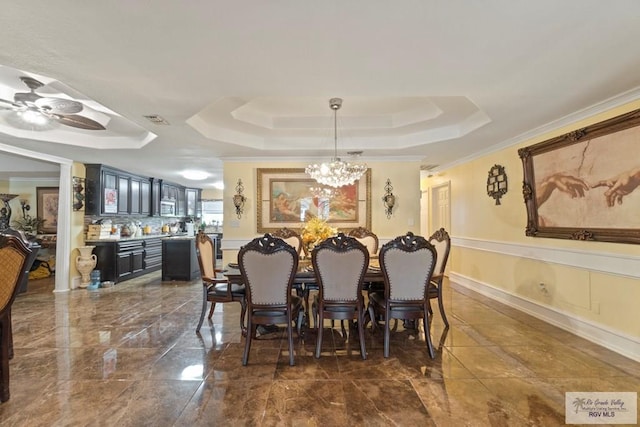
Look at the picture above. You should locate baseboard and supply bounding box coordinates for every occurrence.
[450,272,640,362]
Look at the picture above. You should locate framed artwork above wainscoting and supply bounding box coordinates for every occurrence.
[256,168,371,233]
[519,108,640,244]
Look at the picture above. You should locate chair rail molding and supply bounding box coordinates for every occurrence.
[451,236,640,279]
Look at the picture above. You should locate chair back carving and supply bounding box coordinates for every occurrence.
[312,233,368,301]
[348,227,378,256]
[239,234,298,306]
[195,231,216,279]
[428,228,450,277]
[271,227,303,256]
[0,235,31,314]
[379,232,437,301]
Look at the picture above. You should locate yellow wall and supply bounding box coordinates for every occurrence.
[221,160,422,263]
[425,100,640,340]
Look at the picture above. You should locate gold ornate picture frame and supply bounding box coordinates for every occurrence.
[257,168,371,233]
[519,109,640,244]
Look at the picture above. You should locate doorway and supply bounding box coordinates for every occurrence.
[429,181,451,234]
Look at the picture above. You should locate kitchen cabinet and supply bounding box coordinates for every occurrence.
[85,164,199,218]
[150,178,161,216]
[140,180,151,215]
[186,188,201,217]
[85,164,152,216]
[177,187,186,216]
[90,237,162,284]
[117,175,130,214]
[162,237,199,281]
[144,236,162,270]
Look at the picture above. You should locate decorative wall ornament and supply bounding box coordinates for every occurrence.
[382,178,395,219]
[72,176,85,211]
[233,179,246,219]
[486,164,508,205]
[0,194,18,230]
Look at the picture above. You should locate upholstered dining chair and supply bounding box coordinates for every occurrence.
[427,228,451,327]
[0,234,32,402]
[272,227,317,326]
[311,233,369,359]
[271,227,302,256]
[347,227,379,257]
[367,232,438,359]
[194,231,246,334]
[238,234,303,366]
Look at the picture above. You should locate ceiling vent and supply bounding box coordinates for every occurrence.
[143,114,170,125]
[420,164,438,171]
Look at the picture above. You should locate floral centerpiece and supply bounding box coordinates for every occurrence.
[301,217,337,256]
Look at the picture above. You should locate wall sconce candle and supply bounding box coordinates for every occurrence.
[233,179,247,219]
[382,178,395,219]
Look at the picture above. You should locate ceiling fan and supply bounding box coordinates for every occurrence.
[0,76,106,130]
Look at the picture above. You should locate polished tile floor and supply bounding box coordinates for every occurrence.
[1,272,638,426]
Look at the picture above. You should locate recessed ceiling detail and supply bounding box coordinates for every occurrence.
[0,65,156,149]
[187,96,491,151]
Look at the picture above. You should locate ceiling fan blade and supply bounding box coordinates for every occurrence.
[0,98,24,110]
[20,76,45,91]
[35,97,83,115]
[56,114,106,130]
[14,91,42,105]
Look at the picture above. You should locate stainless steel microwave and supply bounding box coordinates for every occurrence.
[160,200,176,216]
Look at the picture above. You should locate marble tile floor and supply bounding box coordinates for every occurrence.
[1,272,638,426]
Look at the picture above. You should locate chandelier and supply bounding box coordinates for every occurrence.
[305,98,367,187]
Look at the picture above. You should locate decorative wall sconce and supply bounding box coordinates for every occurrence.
[72,176,86,211]
[233,179,247,219]
[382,178,396,219]
[486,164,508,205]
[20,199,31,218]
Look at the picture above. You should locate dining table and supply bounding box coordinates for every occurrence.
[222,258,385,327]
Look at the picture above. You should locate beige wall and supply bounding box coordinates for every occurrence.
[424,100,640,345]
[7,178,59,227]
[221,160,422,263]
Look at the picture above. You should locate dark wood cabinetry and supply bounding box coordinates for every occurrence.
[85,164,153,216]
[162,238,199,281]
[85,164,200,218]
[117,175,130,214]
[144,237,162,270]
[150,178,161,216]
[91,237,163,284]
[185,188,201,217]
[140,180,151,215]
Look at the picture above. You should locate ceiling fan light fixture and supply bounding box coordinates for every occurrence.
[305,98,366,188]
[18,109,50,126]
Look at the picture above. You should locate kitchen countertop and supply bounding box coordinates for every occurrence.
[85,233,194,243]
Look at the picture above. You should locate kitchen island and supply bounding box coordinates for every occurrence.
[161,235,199,281]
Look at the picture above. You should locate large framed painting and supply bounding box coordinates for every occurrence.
[37,186,59,234]
[257,168,371,233]
[518,108,640,244]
